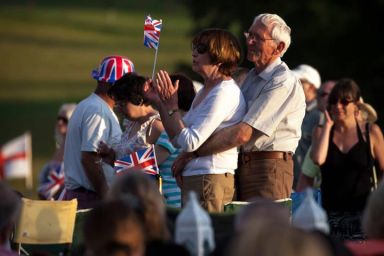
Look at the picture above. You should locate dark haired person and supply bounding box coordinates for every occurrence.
[147,28,246,212]
[312,78,384,240]
[99,73,196,208]
[83,198,146,256]
[103,73,163,160]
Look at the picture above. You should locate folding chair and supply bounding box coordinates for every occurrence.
[13,198,77,255]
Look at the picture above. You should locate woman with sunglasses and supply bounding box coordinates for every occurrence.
[311,78,384,240]
[147,29,246,212]
[37,103,77,200]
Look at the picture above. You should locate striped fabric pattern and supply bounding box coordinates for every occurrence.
[156,132,181,208]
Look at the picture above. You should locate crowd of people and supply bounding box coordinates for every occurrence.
[2,11,384,256]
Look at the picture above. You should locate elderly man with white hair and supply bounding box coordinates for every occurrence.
[174,13,306,201]
[292,64,322,188]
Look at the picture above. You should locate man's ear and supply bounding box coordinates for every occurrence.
[274,42,285,56]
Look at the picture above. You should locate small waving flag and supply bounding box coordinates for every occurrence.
[37,162,65,200]
[114,145,159,176]
[144,15,162,49]
[0,132,32,189]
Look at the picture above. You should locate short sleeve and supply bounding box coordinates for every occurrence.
[301,147,320,178]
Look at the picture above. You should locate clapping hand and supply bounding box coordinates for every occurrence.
[155,70,179,109]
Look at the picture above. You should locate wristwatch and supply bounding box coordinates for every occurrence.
[168,109,179,116]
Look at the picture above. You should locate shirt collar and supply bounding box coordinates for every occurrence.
[306,100,318,112]
[257,57,282,81]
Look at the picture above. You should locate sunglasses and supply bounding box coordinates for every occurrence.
[329,98,354,106]
[57,116,68,124]
[192,43,208,54]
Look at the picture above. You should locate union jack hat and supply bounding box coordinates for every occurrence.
[92,55,135,84]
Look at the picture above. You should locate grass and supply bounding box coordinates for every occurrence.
[0,4,192,197]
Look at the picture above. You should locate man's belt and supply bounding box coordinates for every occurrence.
[70,187,97,194]
[241,151,293,162]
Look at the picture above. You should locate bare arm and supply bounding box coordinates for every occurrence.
[171,122,258,181]
[146,119,164,145]
[154,145,171,165]
[371,123,384,172]
[311,111,333,165]
[81,151,108,197]
[196,122,257,156]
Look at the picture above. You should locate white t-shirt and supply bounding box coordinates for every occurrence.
[64,93,122,191]
[174,79,246,176]
[241,58,306,153]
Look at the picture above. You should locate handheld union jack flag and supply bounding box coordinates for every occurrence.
[114,145,159,176]
[37,162,65,200]
[144,15,162,49]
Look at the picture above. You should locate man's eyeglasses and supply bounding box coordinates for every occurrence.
[57,116,68,124]
[244,31,275,42]
[192,43,208,54]
[329,98,354,106]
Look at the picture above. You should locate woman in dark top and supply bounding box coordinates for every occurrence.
[311,78,384,240]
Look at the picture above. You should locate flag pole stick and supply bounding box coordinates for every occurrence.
[151,46,159,81]
[25,131,33,190]
[151,19,162,81]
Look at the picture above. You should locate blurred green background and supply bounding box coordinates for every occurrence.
[0,1,192,196]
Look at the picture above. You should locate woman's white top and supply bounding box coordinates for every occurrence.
[174,79,246,176]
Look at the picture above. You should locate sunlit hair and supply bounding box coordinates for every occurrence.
[328,78,361,106]
[106,171,170,241]
[253,13,291,56]
[192,28,241,76]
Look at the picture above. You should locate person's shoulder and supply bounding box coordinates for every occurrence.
[219,78,240,89]
[77,94,99,109]
[269,63,298,89]
[152,118,164,134]
[369,123,384,138]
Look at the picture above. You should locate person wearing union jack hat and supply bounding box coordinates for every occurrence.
[63,55,135,209]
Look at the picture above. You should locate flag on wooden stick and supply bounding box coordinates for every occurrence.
[144,14,163,80]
